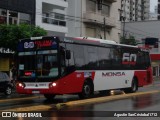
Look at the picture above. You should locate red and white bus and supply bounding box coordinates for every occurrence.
[16,36,153,99]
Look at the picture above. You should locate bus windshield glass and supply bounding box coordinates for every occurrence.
[18,50,58,78]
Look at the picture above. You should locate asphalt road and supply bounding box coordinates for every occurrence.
[0,80,160,120]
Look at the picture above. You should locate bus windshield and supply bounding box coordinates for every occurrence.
[18,50,58,78]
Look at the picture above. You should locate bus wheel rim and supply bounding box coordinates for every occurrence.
[84,85,90,95]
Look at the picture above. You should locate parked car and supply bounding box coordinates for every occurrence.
[0,72,13,95]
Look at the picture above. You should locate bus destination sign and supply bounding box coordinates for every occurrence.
[22,40,57,50]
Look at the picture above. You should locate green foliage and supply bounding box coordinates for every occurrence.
[0,24,47,51]
[120,35,137,46]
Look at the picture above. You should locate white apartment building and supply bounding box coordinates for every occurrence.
[121,0,150,22]
[67,0,121,42]
[36,0,68,36]
[35,0,121,42]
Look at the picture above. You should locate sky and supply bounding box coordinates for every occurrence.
[150,0,157,12]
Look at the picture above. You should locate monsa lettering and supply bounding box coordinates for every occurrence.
[102,72,125,77]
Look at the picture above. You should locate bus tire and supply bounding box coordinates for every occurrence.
[124,78,138,93]
[4,86,12,95]
[44,94,55,100]
[78,80,93,99]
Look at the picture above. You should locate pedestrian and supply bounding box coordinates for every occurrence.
[11,65,17,82]
[11,65,17,88]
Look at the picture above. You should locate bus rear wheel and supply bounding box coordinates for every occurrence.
[78,81,93,99]
[124,78,138,93]
[44,94,55,100]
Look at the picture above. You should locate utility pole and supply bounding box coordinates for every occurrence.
[118,0,126,40]
[122,17,126,40]
[123,0,126,40]
[103,17,106,39]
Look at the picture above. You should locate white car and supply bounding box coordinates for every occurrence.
[0,72,13,95]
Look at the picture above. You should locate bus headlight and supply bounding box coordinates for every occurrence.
[49,82,57,88]
[17,83,25,88]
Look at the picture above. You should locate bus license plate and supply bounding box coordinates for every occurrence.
[32,91,40,94]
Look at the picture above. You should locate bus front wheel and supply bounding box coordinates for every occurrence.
[78,81,93,99]
[44,94,55,100]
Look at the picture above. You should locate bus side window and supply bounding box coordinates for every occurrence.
[98,47,111,69]
[111,48,122,69]
[136,51,145,69]
[86,46,98,70]
[74,45,85,69]
[66,51,75,66]
[144,52,151,68]
[65,44,76,74]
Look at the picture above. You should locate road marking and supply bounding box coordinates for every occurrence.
[56,90,160,109]
[0,95,43,103]
[1,105,53,112]
[1,90,160,111]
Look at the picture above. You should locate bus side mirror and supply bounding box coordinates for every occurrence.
[66,50,71,59]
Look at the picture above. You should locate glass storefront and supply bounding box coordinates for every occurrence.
[0,8,31,25]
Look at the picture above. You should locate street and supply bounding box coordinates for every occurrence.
[0,80,160,120]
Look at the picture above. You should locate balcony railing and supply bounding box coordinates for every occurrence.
[42,16,66,27]
[83,12,116,27]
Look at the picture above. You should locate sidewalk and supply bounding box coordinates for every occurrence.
[152,77,160,86]
[153,76,160,81]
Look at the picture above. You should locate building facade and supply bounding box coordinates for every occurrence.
[67,0,121,42]
[0,0,35,74]
[0,0,35,25]
[35,0,68,36]
[125,21,160,77]
[121,0,150,22]
[0,0,121,41]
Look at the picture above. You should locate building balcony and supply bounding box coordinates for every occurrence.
[41,0,68,8]
[40,15,68,33]
[83,12,116,27]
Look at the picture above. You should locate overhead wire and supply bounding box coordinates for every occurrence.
[35,11,160,39]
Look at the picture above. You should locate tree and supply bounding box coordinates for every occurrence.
[0,24,47,51]
[120,35,137,46]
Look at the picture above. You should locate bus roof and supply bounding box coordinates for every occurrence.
[74,37,138,48]
[75,37,117,44]
[19,36,144,50]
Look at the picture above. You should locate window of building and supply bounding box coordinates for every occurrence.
[55,13,66,26]
[86,0,96,12]
[101,4,110,16]
[19,13,31,24]
[85,27,96,38]
[9,11,18,24]
[0,9,7,24]
[55,13,65,20]
[42,12,66,27]
[0,9,31,25]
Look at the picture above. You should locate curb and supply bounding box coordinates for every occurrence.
[55,90,160,110]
